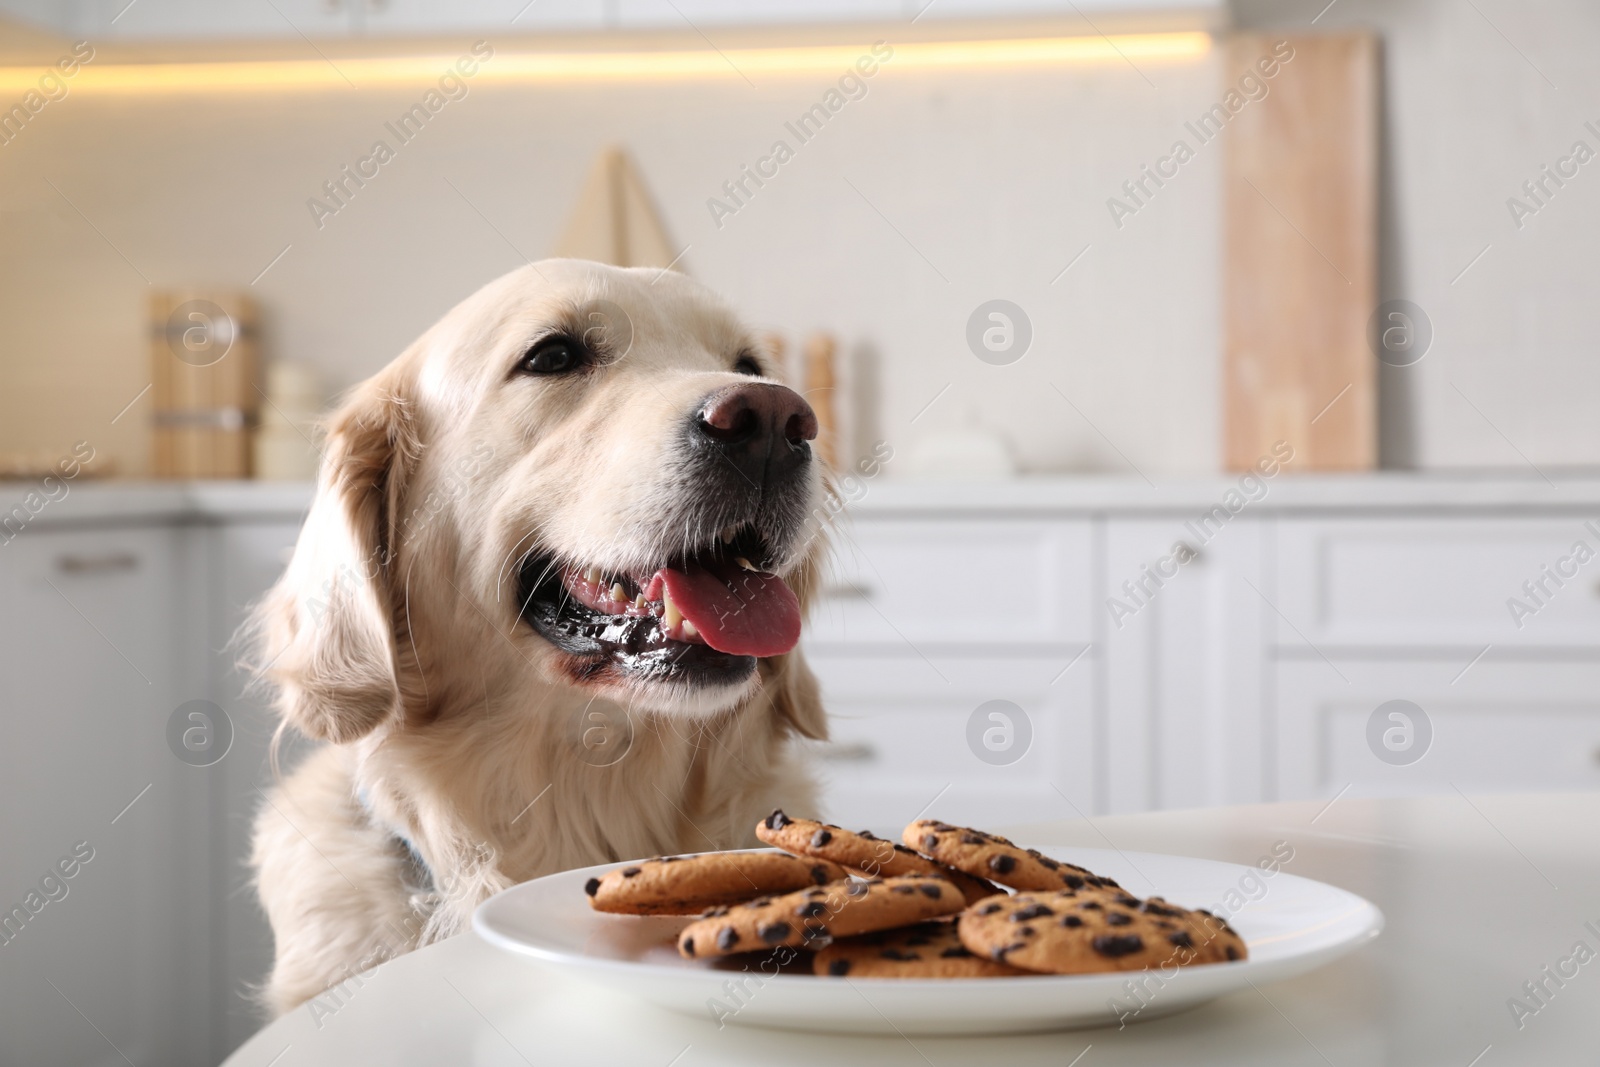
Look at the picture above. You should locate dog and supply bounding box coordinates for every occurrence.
[247,259,830,1015]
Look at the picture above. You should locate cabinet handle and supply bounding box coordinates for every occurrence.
[817,741,878,763]
[822,581,873,600]
[56,552,139,574]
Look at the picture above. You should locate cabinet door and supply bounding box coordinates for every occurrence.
[210,521,303,1058]
[0,524,208,1067]
[1273,658,1600,801]
[1103,517,1268,813]
[803,653,1095,832]
[1275,517,1600,650]
[808,517,1093,652]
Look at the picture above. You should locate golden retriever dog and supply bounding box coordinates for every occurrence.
[247,259,829,1015]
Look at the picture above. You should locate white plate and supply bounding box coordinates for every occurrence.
[473,846,1383,1035]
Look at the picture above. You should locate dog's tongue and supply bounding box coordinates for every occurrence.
[651,561,800,658]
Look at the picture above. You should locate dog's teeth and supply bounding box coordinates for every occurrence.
[610,583,628,602]
[583,566,601,584]
[662,589,683,630]
[633,594,647,611]
[681,619,699,640]
[735,556,757,572]
[720,525,738,545]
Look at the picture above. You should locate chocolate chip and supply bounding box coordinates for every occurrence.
[811,829,832,847]
[796,900,827,918]
[1011,903,1053,921]
[621,867,641,878]
[1038,856,1061,870]
[977,902,1004,915]
[1114,895,1140,907]
[1106,912,1133,927]
[1226,945,1241,961]
[810,865,830,885]
[1018,925,1036,937]
[941,946,973,958]
[803,921,830,941]
[717,927,740,950]
[759,922,792,944]
[891,885,915,895]
[922,833,939,851]
[845,882,869,897]
[918,884,943,899]
[858,830,879,840]
[1167,931,1193,948]
[881,949,917,960]
[1061,915,1084,928]
[1092,934,1145,958]
[1141,900,1184,918]
[682,937,695,957]
[584,877,600,897]
[827,959,851,976]
[989,854,1016,875]
[1080,901,1103,910]
[1061,874,1085,890]
[765,809,790,830]
[992,941,1026,960]
[960,833,986,845]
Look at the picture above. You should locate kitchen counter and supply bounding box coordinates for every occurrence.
[9,472,1600,528]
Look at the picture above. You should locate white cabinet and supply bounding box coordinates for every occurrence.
[805,513,1095,833]
[208,520,302,1055]
[809,517,1092,650]
[1274,517,1600,649]
[0,523,210,1067]
[1272,658,1600,801]
[806,653,1094,832]
[1102,517,1268,814]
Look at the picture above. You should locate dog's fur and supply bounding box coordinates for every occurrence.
[247,260,829,1015]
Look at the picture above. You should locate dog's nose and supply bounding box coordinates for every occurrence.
[694,382,818,483]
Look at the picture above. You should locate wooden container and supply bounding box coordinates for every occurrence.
[149,292,259,478]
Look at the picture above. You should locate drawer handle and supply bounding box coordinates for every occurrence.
[56,553,139,574]
[816,741,878,763]
[821,582,873,601]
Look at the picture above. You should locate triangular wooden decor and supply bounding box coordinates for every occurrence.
[552,146,681,270]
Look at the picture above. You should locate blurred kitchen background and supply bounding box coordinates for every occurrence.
[2,0,1599,1062]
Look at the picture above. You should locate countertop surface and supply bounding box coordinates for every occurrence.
[10,473,1600,526]
[220,792,1600,1067]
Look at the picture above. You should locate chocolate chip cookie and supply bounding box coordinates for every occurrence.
[903,819,1118,893]
[957,888,1249,974]
[585,851,847,916]
[677,874,965,959]
[813,920,1031,978]
[757,810,1000,905]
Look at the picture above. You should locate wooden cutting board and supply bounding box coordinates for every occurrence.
[1223,33,1377,471]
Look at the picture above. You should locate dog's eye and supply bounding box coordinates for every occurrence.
[519,335,585,376]
[732,355,762,376]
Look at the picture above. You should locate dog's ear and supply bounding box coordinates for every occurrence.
[250,370,419,744]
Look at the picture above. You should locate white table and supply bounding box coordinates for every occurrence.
[221,793,1600,1066]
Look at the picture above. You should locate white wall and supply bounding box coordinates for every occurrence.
[0,27,1222,477]
[2,0,1599,479]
